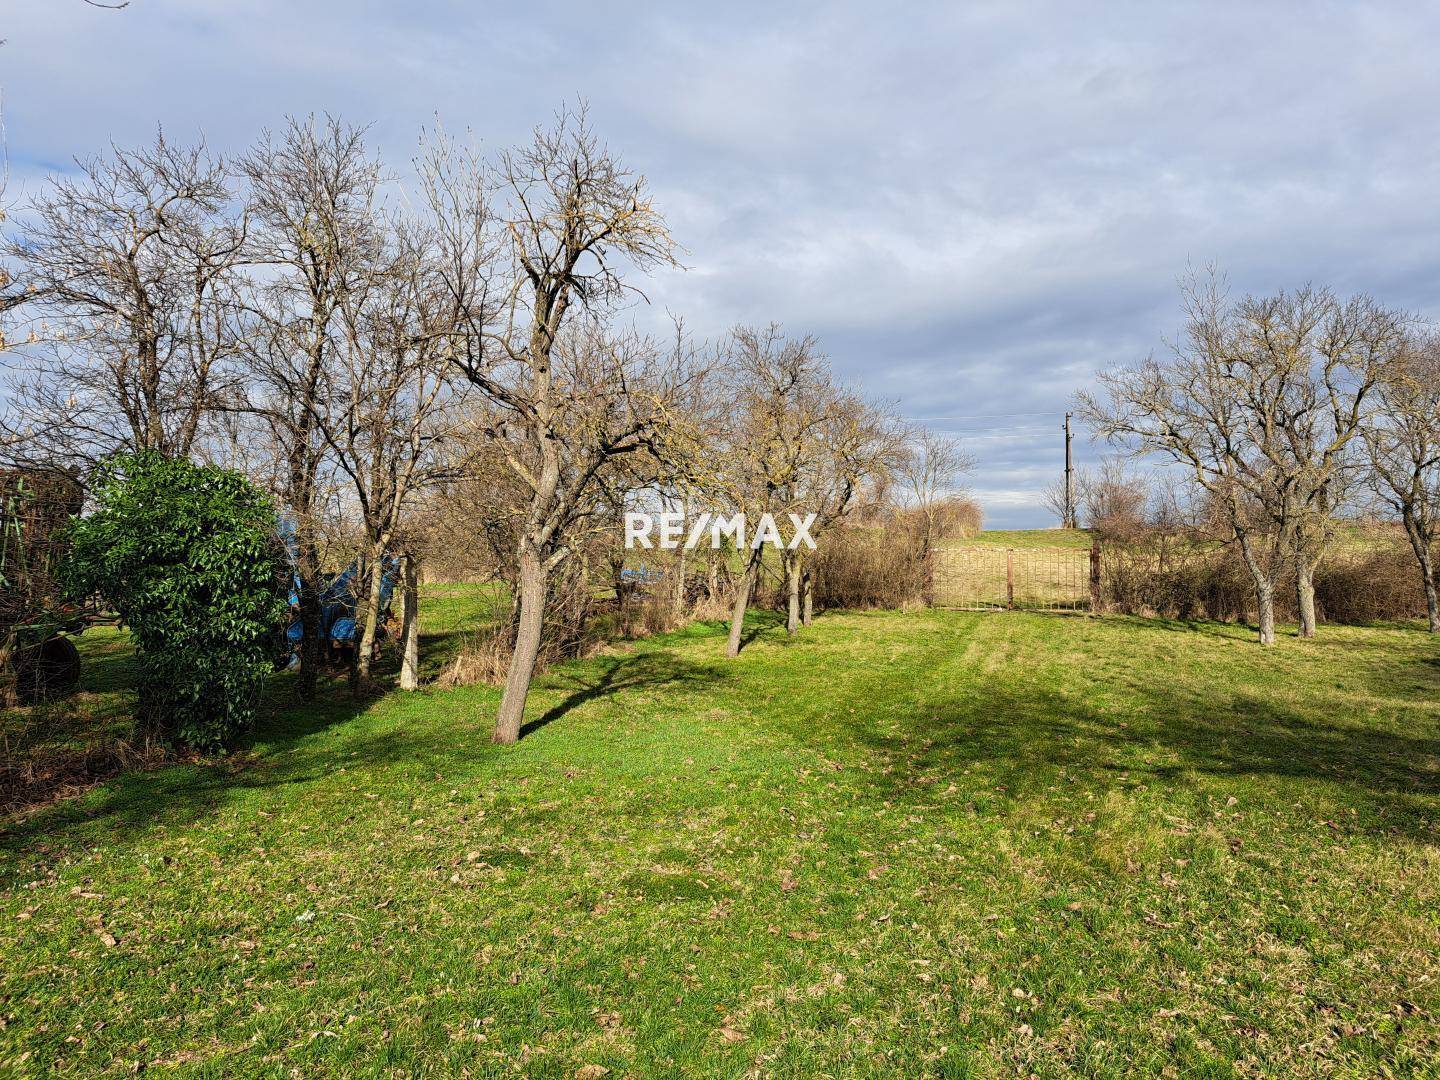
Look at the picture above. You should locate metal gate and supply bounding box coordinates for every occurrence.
[931,544,1098,612]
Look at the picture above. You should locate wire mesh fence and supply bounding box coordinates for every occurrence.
[931,544,1098,612]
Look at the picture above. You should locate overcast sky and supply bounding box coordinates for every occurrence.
[5,1,1440,526]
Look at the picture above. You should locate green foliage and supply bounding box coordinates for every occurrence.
[62,452,287,749]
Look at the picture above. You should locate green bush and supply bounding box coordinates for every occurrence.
[63,453,288,749]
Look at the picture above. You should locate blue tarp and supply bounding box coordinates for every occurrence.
[278,518,398,655]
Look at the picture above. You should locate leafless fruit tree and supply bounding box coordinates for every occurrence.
[236,116,385,699]
[898,427,976,560]
[714,326,834,655]
[1081,273,1403,644]
[423,111,690,742]
[786,392,906,631]
[1,133,246,468]
[324,215,472,684]
[1363,332,1440,632]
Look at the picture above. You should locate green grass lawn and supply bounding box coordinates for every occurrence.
[3,596,1439,1076]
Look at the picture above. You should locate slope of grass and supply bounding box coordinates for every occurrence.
[3,602,1439,1077]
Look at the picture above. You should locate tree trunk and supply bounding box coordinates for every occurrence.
[0,630,17,709]
[399,554,420,690]
[1402,512,1440,632]
[296,557,323,701]
[726,555,758,658]
[707,555,719,602]
[1235,533,1276,646]
[493,548,547,744]
[1295,562,1317,639]
[1422,549,1440,634]
[356,552,387,682]
[1256,579,1276,646]
[785,554,801,635]
[801,570,814,627]
[674,546,688,618]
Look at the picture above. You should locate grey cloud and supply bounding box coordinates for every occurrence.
[4,0,1439,525]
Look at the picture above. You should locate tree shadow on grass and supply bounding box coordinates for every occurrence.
[0,683,385,858]
[1,585,515,849]
[522,650,732,738]
[737,609,787,651]
[0,641,731,859]
[1129,615,1267,642]
[804,666,1440,847]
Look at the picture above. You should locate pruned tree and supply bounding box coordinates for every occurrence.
[1363,331,1440,632]
[423,108,687,741]
[1080,273,1403,644]
[236,115,385,700]
[0,132,246,468]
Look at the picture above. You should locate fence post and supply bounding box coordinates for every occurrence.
[1089,540,1102,616]
[399,553,421,690]
[1006,549,1015,610]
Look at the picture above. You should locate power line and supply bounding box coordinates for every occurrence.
[906,410,1059,422]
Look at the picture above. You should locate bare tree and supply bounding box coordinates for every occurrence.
[323,216,470,685]
[236,116,384,700]
[1363,331,1440,631]
[789,393,907,630]
[1039,476,1071,529]
[898,427,976,559]
[1081,274,1402,644]
[423,109,686,741]
[715,326,834,654]
[1075,458,1152,540]
[1240,289,1402,637]
[0,133,245,468]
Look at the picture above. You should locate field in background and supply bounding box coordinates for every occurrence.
[932,544,1093,611]
[954,528,1096,550]
[3,602,1439,1075]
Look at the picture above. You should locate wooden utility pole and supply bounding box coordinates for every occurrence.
[1063,412,1076,529]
